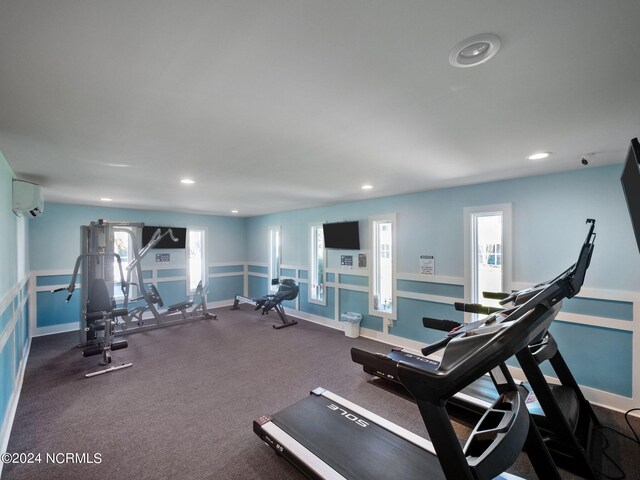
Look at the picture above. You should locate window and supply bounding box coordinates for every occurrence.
[370,215,395,316]
[309,224,325,304]
[113,229,134,299]
[269,226,281,293]
[187,227,206,295]
[465,204,512,312]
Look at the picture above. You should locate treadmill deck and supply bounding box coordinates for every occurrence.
[255,388,523,480]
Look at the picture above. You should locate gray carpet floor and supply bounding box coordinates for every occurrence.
[3,306,639,479]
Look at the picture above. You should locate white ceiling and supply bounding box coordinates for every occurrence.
[1,1,639,217]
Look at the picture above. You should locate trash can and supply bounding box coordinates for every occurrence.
[340,312,362,338]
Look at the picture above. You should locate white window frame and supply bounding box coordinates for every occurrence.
[309,223,326,305]
[368,213,397,320]
[113,227,136,302]
[187,226,207,296]
[464,204,512,323]
[268,226,282,294]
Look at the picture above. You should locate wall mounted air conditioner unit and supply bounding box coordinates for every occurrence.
[12,179,44,217]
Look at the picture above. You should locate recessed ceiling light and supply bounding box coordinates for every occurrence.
[527,152,550,160]
[100,197,113,202]
[361,184,373,190]
[106,163,130,168]
[231,209,239,214]
[180,178,195,184]
[449,34,501,68]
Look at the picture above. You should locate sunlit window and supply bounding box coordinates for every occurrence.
[113,229,132,299]
[309,224,325,304]
[472,214,503,308]
[371,216,395,315]
[187,227,206,294]
[269,226,281,293]
[465,204,512,316]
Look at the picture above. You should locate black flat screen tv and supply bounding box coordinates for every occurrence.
[323,221,360,250]
[621,137,640,254]
[142,226,187,249]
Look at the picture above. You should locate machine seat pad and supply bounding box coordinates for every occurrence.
[167,300,194,312]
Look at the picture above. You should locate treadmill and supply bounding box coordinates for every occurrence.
[351,298,543,427]
[351,220,601,478]
[254,229,595,480]
[351,330,570,426]
[351,332,600,478]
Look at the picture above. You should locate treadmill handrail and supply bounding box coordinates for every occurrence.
[398,290,564,403]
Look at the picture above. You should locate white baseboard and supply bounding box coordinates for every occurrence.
[33,322,79,337]
[0,338,32,475]
[284,308,343,332]
[208,300,235,309]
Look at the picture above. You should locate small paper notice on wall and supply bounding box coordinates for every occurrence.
[341,255,353,267]
[420,255,434,275]
[358,254,367,268]
[156,253,170,263]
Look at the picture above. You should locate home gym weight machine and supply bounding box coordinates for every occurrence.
[53,219,215,376]
[52,251,133,377]
[120,224,216,330]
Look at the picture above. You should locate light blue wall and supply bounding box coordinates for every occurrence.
[0,154,18,296]
[245,165,640,398]
[247,165,639,290]
[0,151,31,447]
[30,203,246,271]
[29,203,247,329]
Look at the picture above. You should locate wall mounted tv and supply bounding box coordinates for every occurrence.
[621,137,640,254]
[323,221,360,250]
[142,226,187,249]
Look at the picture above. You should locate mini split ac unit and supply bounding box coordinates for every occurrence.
[12,179,44,217]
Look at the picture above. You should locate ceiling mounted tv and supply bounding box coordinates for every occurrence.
[323,221,360,250]
[142,226,187,249]
[621,137,640,254]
